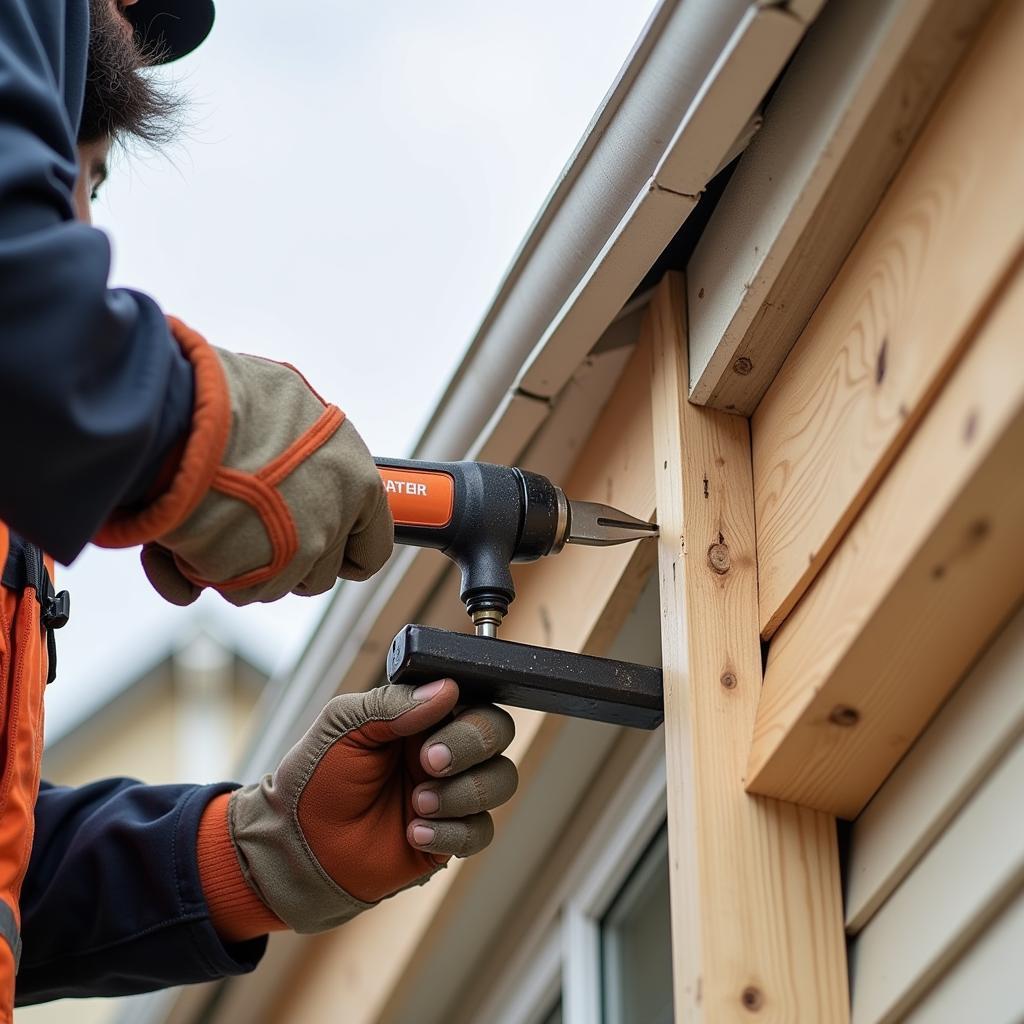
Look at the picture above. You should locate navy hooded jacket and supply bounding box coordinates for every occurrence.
[0,0,195,565]
[1,0,268,1002]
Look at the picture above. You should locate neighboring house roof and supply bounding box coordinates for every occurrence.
[43,628,267,771]
[45,613,274,747]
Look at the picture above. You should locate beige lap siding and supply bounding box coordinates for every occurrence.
[845,604,1024,1024]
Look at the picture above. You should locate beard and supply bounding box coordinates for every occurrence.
[79,0,182,146]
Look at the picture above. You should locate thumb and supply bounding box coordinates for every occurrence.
[379,678,459,738]
[293,681,461,763]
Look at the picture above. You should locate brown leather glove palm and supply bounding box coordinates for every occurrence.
[196,680,518,939]
[96,318,393,605]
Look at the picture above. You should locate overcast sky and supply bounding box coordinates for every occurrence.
[46,0,656,744]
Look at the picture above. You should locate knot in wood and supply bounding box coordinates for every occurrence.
[720,672,737,690]
[732,356,753,376]
[741,987,763,1012]
[707,542,731,575]
[829,705,860,728]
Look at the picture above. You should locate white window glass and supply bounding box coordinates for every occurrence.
[600,826,673,1024]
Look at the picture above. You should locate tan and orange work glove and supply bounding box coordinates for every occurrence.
[196,679,518,940]
[95,318,393,605]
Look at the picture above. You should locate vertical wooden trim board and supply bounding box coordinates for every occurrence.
[648,274,848,1022]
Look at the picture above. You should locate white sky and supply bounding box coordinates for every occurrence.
[46,0,656,744]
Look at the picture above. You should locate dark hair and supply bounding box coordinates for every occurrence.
[79,0,184,147]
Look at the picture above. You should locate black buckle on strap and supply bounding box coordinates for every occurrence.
[42,573,71,631]
[2,532,70,684]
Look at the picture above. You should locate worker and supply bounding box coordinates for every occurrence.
[2,0,518,1014]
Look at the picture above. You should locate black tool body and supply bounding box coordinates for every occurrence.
[375,458,562,623]
[388,624,664,730]
[375,458,664,729]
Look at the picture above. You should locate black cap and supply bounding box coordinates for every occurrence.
[125,0,216,64]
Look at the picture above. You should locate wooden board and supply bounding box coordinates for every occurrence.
[752,0,1024,637]
[687,0,994,415]
[268,337,659,1024]
[648,274,848,1022]
[845,603,1024,932]
[747,263,1024,817]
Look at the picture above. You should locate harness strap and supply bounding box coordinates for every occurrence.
[1,532,70,684]
[0,904,19,972]
[0,533,41,593]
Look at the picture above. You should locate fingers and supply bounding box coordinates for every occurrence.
[333,420,395,583]
[407,813,495,858]
[420,705,515,777]
[340,490,395,582]
[412,756,518,818]
[140,544,202,606]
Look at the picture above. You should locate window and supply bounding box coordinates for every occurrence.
[601,827,673,1024]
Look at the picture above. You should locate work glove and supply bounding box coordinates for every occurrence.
[95,317,393,605]
[196,679,518,940]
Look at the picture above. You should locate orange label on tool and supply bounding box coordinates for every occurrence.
[379,468,455,528]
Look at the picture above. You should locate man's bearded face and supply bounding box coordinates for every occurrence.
[79,0,180,145]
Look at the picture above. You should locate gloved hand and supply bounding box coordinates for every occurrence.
[196,679,518,940]
[95,317,393,605]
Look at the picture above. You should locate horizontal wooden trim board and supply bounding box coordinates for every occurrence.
[649,275,847,1022]
[845,603,1024,933]
[848,737,1024,1024]
[751,0,1024,638]
[268,332,659,1024]
[747,259,1024,817]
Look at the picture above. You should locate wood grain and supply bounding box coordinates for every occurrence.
[649,274,848,1023]
[748,263,1024,817]
[508,332,658,656]
[752,0,1024,637]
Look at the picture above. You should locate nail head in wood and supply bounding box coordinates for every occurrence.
[708,543,731,575]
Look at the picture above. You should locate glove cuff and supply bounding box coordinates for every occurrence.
[95,317,232,548]
[197,793,285,943]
